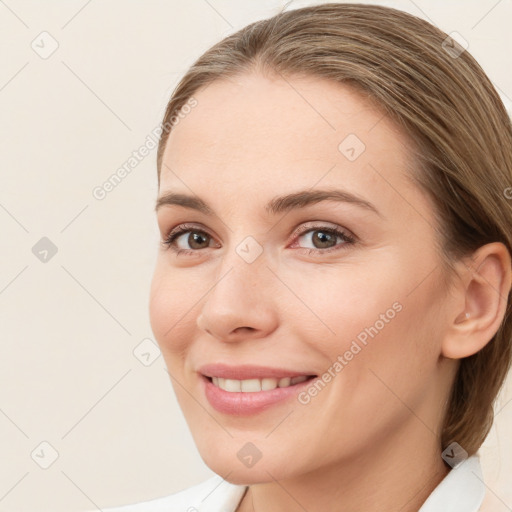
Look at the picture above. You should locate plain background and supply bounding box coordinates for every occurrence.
[1,1,511,511]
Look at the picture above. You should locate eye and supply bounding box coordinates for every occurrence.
[161,223,216,256]
[291,223,356,255]
[161,222,357,256]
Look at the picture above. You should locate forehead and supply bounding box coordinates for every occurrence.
[160,71,431,224]
[165,71,397,162]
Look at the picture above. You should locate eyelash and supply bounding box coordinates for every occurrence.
[160,222,356,257]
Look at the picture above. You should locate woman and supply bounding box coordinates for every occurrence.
[97,3,512,511]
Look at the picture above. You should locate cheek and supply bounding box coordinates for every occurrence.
[322,263,446,419]
[295,275,445,461]
[301,254,444,390]
[282,260,402,347]
[149,265,196,360]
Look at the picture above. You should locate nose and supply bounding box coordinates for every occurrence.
[196,253,279,344]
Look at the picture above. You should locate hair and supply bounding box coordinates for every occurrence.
[155,3,512,457]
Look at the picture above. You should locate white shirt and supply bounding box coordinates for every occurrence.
[94,454,485,512]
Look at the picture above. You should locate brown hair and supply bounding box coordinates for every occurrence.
[156,3,512,456]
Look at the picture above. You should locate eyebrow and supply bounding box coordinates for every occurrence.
[155,188,383,218]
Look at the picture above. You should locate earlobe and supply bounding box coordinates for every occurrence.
[441,242,512,360]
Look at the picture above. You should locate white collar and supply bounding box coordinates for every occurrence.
[198,454,485,512]
[419,454,485,512]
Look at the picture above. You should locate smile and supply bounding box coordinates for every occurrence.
[202,375,317,415]
[208,375,310,392]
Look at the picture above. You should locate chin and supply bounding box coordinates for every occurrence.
[199,447,300,485]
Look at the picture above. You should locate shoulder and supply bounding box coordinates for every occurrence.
[86,476,247,512]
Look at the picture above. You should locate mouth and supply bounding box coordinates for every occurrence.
[205,375,316,392]
[198,364,318,415]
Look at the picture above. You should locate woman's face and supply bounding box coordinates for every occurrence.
[149,71,457,483]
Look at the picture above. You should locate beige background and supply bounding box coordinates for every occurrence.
[0,0,511,511]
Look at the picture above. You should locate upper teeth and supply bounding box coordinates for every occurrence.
[211,376,309,392]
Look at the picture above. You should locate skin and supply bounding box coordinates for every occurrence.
[149,70,511,512]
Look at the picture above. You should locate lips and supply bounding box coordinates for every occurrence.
[198,363,317,415]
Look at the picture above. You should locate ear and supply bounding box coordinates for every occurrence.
[441,242,512,359]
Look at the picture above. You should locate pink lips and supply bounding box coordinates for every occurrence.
[198,363,316,415]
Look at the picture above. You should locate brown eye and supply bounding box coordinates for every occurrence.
[294,226,356,254]
[161,223,214,254]
[306,229,338,249]
[181,231,210,250]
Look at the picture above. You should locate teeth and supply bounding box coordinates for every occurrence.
[241,379,261,392]
[224,379,241,392]
[290,375,308,385]
[210,375,310,392]
[278,377,291,388]
[261,378,278,391]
